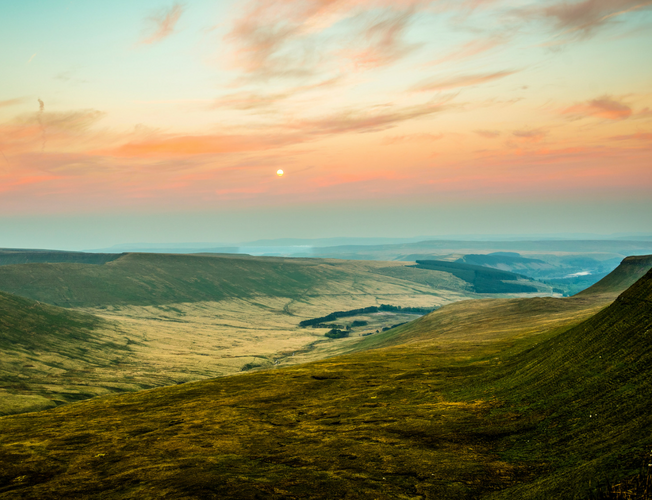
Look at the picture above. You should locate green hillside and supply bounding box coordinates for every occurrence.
[0,263,650,498]
[0,291,132,415]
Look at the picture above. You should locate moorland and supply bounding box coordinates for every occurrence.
[0,248,650,499]
[0,250,553,415]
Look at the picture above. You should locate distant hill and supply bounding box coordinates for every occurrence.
[414,259,541,293]
[310,239,652,260]
[0,249,121,266]
[0,253,349,307]
[0,252,552,308]
[456,253,552,273]
[0,261,650,497]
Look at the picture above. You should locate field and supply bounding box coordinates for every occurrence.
[0,256,650,498]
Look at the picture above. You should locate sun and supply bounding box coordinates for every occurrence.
[276,169,284,177]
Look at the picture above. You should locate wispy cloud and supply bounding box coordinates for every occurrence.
[413,70,516,92]
[511,128,547,142]
[530,0,652,39]
[562,95,632,120]
[211,77,341,110]
[609,132,652,141]
[139,3,185,45]
[381,132,443,145]
[17,108,106,132]
[340,8,420,71]
[430,36,507,66]
[225,0,330,80]
[225,0,425,81]
[298,101,450,135]
[0,97,28,108]
[474,129,501,138]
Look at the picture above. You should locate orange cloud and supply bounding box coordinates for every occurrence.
[413,70,516,92]
[139,3,185,45]
[98,133,294,158]
[562,95,632,120]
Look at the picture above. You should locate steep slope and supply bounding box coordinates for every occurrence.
[480,266,652,499]
[0,268,650,498]
[0,291,131,415]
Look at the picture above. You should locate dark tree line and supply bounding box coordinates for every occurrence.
[299,304,436,328]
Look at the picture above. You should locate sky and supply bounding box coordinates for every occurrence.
[0,0,651,249]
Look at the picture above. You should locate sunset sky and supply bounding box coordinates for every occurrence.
[1,0,651,249]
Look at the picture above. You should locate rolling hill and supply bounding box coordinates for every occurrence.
[0,252,483,308]
[0,252,523,416]
[0,258,650,498]
[0,249,120,266]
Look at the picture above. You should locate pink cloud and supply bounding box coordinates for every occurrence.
[529,0,652,38]
[225,0,426,81]
[562,96,632,120]
[340,8,419,71]
[139,3,185,45]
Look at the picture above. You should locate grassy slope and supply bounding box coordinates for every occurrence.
[0,265,650,498]
[0,291,133,415]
